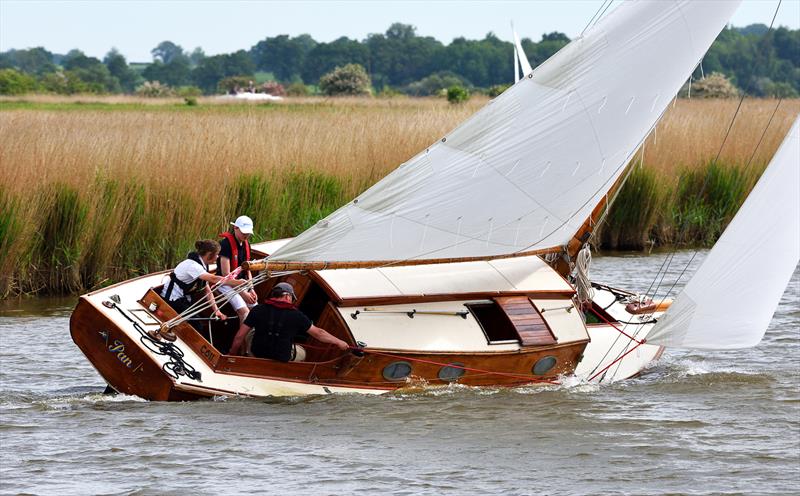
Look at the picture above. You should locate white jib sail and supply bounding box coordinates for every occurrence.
[647,117,800,350]
[270,1,741,264]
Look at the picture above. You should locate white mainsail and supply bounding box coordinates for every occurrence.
[646,118,800,350]
[270,1,741,265]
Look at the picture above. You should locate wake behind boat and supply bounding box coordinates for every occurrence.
[70,0,799,400]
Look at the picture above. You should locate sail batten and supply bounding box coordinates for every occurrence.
[270,1,742,265]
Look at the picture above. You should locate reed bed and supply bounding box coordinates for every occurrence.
[1,97,797,296]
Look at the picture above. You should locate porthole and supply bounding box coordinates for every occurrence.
[532,356,557,376]
[383,361,412,381]
[438,363,466,382]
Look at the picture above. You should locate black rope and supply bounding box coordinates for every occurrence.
[111,303,202,382]
[744,98,784,170]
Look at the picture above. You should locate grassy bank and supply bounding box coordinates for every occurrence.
[1,97,797,296]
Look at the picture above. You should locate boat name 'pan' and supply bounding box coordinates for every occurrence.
[108,340,133,368]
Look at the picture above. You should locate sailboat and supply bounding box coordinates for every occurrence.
[70,0,799,401]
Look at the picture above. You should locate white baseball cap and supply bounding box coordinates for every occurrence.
[230,215,254,234]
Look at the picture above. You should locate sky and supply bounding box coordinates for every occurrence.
[1,0,798,63]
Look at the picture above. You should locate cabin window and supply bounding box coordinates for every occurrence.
[532,356,557,375]
[438,363,466,382]
[383,361,412,381]
[467,302,518,344]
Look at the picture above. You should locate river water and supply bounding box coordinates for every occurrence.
[0,251,798,496]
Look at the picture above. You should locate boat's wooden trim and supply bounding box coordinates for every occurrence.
[338,289,575,308]
[214,339,588,388]
[84,269,169,296]
[496,296,558,346]
[308,270,343,303]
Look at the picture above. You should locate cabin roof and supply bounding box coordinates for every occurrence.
[251,239,573,299]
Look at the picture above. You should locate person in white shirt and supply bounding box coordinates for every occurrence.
[161,239,244,328]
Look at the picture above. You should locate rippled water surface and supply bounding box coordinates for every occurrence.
[1,252,798,495]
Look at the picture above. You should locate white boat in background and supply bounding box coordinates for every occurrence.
[70,0,799,401]
[218,92,284,102]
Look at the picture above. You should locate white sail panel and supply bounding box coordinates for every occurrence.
[271,1,741,264]
[512,24,533,77]
[647,118,800,349]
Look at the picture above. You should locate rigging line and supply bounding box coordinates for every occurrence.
[642,251,673,299]
[581,0,610,36]
[633,0,784,308]
[591,0,614,30]
[713,0,782,166]
[647,251,676,303]
[744,98,784,171]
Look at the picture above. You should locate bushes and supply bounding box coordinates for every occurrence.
[447,85,470,104]
[286,82,309,96]
[135,80,175,97]
[487,84,511,98]
[403,71,469,96]
[260,81,286,96]
[0,68,38,95]
[319,64,371,96]
[688,72,739,98]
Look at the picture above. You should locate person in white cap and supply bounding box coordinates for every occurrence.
[217,215,258,323]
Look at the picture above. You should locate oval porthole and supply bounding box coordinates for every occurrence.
[438,363,466,382]
[383,361,412,381]
[532,356,557,376]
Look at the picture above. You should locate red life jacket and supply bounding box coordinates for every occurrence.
[219,231,251,271]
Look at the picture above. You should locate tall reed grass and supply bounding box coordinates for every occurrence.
[1,97,797,296]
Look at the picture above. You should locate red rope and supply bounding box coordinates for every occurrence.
[589,306,645,344]
[588,339,647,382]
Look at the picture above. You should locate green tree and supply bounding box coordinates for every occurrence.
[250,34,317,81]
[151,41,189,65]
[192,51,255,93]
[40,71,91,94]
[104,48,141,92]
[189,47,206,67]
[302,37,370,84]
[0,47,56,75]
[0,68,38,94]
[143,59,192,87]
[366,23,443,87]
[319,63,371,96]
[63,49,102,70]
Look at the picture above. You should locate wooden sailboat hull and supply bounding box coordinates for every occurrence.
[69,253,664,401]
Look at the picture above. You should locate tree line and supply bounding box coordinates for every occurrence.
[0,22,797,97]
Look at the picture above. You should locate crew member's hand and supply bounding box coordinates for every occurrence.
[214,309,227,320]
[336,340,349,351]
[241,291,256,305]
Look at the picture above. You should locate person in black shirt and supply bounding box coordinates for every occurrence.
[229,282,349,361]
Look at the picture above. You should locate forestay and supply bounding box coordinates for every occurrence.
[647,118,800,349]
[270,1,741,265]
